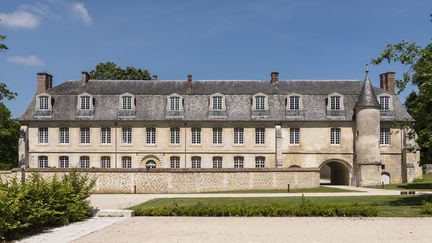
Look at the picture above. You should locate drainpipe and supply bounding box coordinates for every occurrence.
[114,121,118,168]
[184,122,187,168]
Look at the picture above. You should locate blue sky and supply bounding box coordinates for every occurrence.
[0,0,430,117]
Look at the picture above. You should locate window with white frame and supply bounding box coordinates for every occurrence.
[59,127,69,144]
[330,128,341,145]
[146,127,156,144]
[38,156,48,168]
[330,96,341,110]
[234,156,244,168]
[80,96,91,110]
[38,127,48,144]
[59,156,69,168]
[255,96,266,110]
[212,156,222,168]
[101,156,111,168]
[379,96,390,111]
[169,96,181,111]
[101,127,111,144]
[122,127,132,144]
[255,156,265,168]
[121,96,133,110]
[39,96,49,110]
[122,156,132,168]
[289,128,300,145]
[380,128,390,145]
[212,128,223,144]
[212,96,223,111]
[170,156,180,168]
[191,156,201,168]
[289,96,300,110]
[80,127,90,144]
[255,128,265,144]
[80,156,90,168]
[191,128,201,144]
[170,127,180,144]
[234,128,244,144]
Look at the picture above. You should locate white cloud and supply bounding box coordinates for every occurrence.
[0,11,40,29]
[19,2,50,16]
[71,3,92,26]
[8,55,45,66]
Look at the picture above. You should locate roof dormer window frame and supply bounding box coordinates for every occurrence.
[77,93,94,111]
[209,93,226,111]
[119,93,135,111]
[167,93,183,112]
[287,93,303,110]
[252,93,269,111]
[377,94,393,111]
[327,92,344,111]
[36,93,52,111]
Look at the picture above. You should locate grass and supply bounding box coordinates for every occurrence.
[204,186,359,194]
[373,173,432,191]
[130,195,432,217]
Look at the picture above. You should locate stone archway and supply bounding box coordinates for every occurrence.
[381,172,391,185]
[319,159,351,185]
[140,155,161,168]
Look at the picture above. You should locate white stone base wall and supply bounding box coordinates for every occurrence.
[0,168,320,193]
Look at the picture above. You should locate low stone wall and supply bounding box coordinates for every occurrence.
[0,168,320,193]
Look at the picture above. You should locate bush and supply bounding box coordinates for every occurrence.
[422,202,432,214]
[0,171,95,241]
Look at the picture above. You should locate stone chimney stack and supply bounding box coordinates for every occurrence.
[379,72,395,94]
[36,72,53,94]
[81,71,90,86]
[151,75,158,80]
[271,72,279,84]
[187,74,192,88]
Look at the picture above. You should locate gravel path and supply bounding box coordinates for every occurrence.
[73,217,432,243]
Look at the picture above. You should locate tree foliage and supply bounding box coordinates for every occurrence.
[0,34,7,51]
[371,17,432,164]
[89,62,151,80]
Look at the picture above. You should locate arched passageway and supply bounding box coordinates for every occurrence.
[319,160,351,185]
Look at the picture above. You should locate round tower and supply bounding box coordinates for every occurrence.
[354,66,382,186]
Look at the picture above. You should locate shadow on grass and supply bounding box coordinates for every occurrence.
[388,195,432,207]
[394,183,432,190]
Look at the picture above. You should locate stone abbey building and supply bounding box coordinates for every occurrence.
[17,69,422,188]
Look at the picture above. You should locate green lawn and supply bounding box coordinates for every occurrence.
[131,195,432,217]
[204,186,359,194]
[374,173,432,191]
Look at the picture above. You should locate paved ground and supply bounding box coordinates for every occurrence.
[73,217,432,243]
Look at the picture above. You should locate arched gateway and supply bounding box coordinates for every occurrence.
[319,159,351,185]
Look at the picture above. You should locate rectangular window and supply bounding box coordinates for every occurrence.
[212,128,223,144]
[80,96,91,110]
[234,128,244,144]
[380,128,390,145]
[212,156,222,168]
[255,128,265,144]
[192,156,201,169]
[212,96,223,111]
[289,128,300,145]
[170,96,180,111]
[122,156,132,168]
[146,127,156,144]
[59,127,69,144]
[170,128,180,144]
[39,96,49,110]
[38,156,48,168]
[191,128,201,144]
[80,156,90,168]
[59,156,69,168]
[255,156,265,168]
[379,96,390,110]
[101,127,111,144]
[122,128,132,144]
[234,156,244,168]
[330,128,341,145]
[122,96,132,110]
[255,96,265,110]
[289,96,300,110]
[101,156,111,168]
[38,127,48,144]
[330,96,341,110]
[170,156,180,168]
[80,127,90,144]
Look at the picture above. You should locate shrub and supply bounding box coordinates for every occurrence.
[0,171,95,241]
[422,202,432,215]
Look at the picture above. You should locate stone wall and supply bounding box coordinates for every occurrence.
[0,168,320,193]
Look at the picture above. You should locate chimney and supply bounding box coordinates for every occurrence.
[271,72,279,84]
[379,72,395,94]
[36,72,53,94]
[81,71,90,86]
[187,74,192,88]
[151,75,158,80]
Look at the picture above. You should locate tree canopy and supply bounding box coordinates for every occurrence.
[89,62,151,80]
[372,17,432,164]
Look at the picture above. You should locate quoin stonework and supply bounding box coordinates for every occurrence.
[13,68,422,192]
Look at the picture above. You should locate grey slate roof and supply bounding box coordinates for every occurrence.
[355,71,380,109]
[19,79,412,122]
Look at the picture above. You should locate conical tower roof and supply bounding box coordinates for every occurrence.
[355,65,380,109]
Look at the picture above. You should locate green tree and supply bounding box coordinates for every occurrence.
[0,34,7,51]
[372,19,432,164]
[89,62,151,80]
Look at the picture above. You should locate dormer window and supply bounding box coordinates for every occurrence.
[39,96,49,110]
[167,94,183,111]
[378,95,391,111]
[80,96,91,110]
[119,93,135,110]
[287,94,303,110]
[209,93,226,111]
[77,93,94,117]
[35,93,53,117]
[327,93,344,111]
[255,96,265,110]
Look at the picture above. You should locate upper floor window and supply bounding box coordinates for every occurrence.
[101,127,111,144]
[192,156,201,168]
[255,156,265,168]
[101,156,111,168]
[59,127,69,144]
[121,95,133,110]
[80,156,90,168]
[327,93,344,111]
[255,128,265,144]
[170,127,180,144]
[59,156,69,168]
[38,156,48,168]
[122,156,132,168]
[79,95,92,110]
[167,94,183,111]
[170,156,180,168]
[209,94,225,111]
[80,127,90,144]
[288,95,302,110]
[122,128,132,144]
[380,128,390,145]
[330,128,341,145]
[234,156,244,168]
[289,128,300,145]
[212,156,222,168]
[38,96,50,110]
[146,128,156,144]
[234,128,244,144]
[213,128,223,144]
[378,95,392,111]
[192,128,201,144]
[38,127,48,144]
[255,96,266,110]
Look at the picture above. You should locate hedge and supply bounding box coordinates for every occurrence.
[0,172,95,241]
[422,202,432,215]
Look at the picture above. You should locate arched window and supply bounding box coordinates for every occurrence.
[38,156,48,168]
[80,156,90,168]
[170,156,180,168]
[122,156,132,168]
[59,156,69,168]
[191,156,201,168]
[101,156,111,168]
[212,156,222,168]
[234,156,244,168]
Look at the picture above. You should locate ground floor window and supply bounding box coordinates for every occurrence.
[192,156,201,168]
[101,156,111,168]
[59,156,69,168]
[255,156,265,168]
[80,156,90,168]
[234,156,244,168]
[38,156,48,168]
[170,156,180,168]
[213,156,222,168]
[122,156,132,168]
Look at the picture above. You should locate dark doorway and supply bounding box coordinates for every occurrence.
[320,161,350,185]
